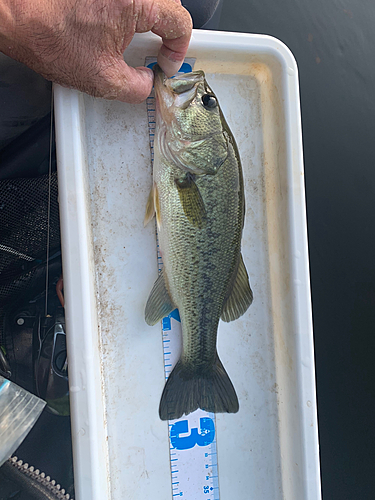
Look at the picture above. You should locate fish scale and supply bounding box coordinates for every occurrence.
[156,148,242,361]
[146,57,220,500]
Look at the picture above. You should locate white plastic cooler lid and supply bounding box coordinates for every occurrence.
[54,30,321,500]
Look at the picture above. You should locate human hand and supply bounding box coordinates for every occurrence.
[0,0,192,103]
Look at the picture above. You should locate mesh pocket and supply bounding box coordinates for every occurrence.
[0,173,60,343]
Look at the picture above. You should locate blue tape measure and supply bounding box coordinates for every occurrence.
[145,57,220,500]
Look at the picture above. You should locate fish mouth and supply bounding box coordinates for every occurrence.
[153,64,205,123]
[153,64,209,175]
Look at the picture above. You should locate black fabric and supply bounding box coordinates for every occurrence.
[0,409,75,499]
[0,54,52,151]
[182,0,222,29]
[0,173,60,336]
[0,113,55,181]
[1,258,63,394]
[0,169,72,494]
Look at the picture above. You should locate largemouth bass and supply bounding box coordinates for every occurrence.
[145,65,253,421]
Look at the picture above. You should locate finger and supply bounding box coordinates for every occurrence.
[97,59,154,103]
[157,42,187,78]
[150,0,193,76]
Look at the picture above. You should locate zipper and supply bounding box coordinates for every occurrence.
[3,456,73,499]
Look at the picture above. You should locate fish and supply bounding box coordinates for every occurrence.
[144,64,253,421]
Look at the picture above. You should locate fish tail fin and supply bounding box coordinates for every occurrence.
[159,354,239,421]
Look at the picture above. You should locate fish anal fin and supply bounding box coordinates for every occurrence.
[175,174,206,229]
[145,270,175,326]
[221,253,253,323]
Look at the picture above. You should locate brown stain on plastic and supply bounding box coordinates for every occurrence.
[250,62,293,373]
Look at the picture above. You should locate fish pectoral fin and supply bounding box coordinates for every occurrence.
[144,183,161,229]
[175,174,206,229]
[221,253,253,322]
[145,270,175,326]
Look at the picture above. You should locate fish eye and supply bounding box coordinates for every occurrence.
[201,93,217,109]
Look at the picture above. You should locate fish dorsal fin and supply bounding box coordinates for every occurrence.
[144,183,161,229]
[175,174,206,228]
[145,271,175,326]
[221,254,253,322]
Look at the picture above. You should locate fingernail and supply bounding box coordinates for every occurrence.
[157,52,182,78]
[136,66,154,82]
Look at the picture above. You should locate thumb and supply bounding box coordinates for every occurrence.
[96,59,154,103]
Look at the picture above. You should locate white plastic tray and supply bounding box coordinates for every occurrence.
[54,30,321,500]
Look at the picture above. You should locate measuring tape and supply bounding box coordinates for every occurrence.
[146,57,220,500]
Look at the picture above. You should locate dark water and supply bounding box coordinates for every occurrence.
[220,1,375,498]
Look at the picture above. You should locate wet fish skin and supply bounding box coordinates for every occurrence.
[145,65,253,421]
